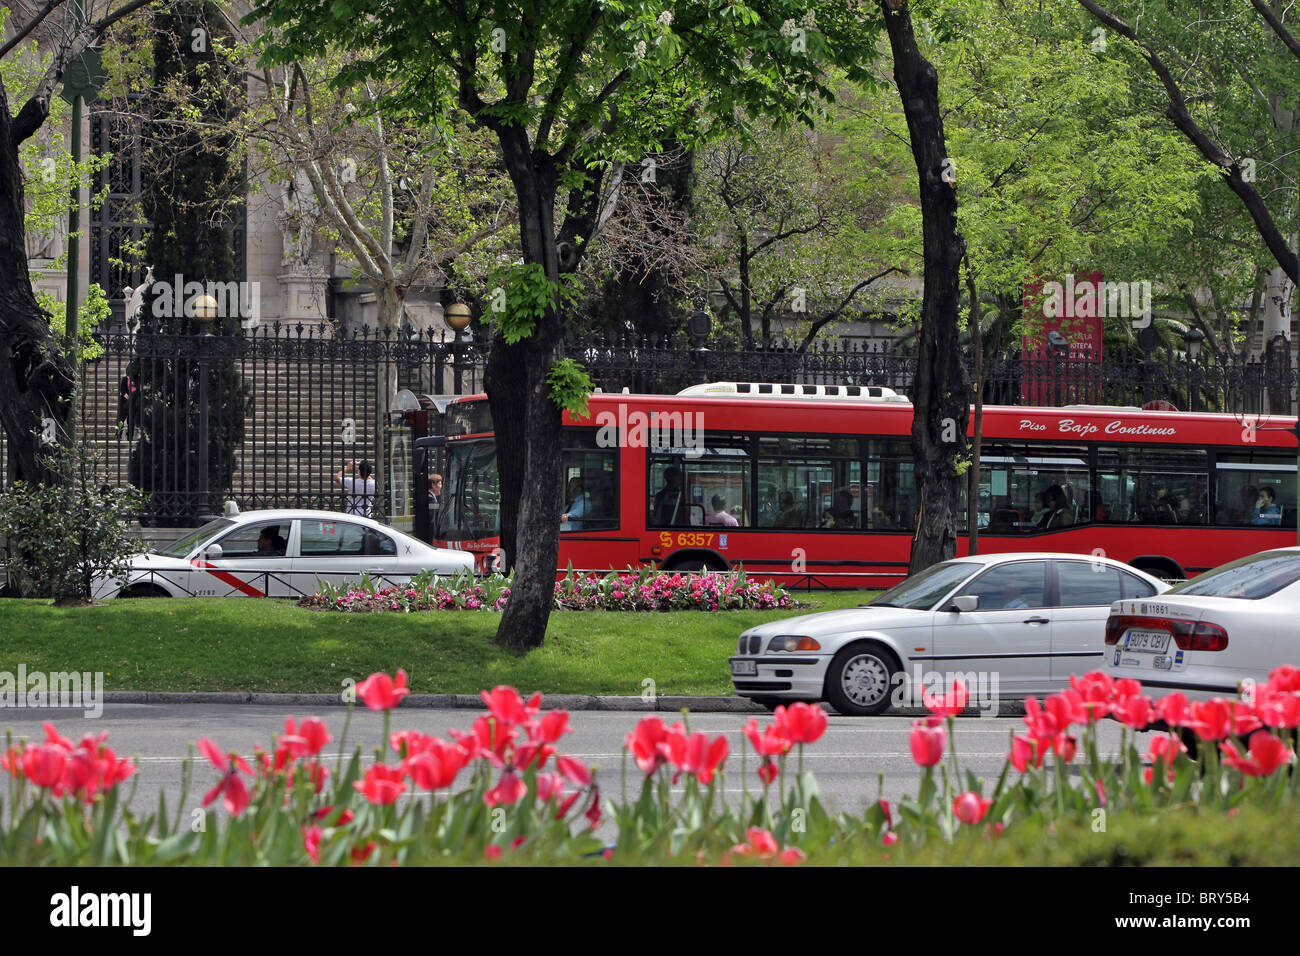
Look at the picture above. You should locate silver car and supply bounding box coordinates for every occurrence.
[730,553,1167,715]
[93,508,474,599]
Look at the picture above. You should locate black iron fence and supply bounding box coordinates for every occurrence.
[0,324,1294,526]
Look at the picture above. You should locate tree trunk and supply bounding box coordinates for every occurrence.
[880,0,969,574]
[0,87,74,484]
[488,145,564,651]
[486,325,563,651]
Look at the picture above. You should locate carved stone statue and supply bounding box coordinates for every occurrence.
[121,264,153,331]
[280,168,321,267]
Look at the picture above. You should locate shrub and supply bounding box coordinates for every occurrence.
[0,433,145,606]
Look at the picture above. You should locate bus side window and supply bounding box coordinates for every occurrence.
[561,434,619,532]
[1213,454,1297,528]
[648,458,687,526]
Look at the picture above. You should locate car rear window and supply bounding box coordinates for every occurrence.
[1172,551,1300,600]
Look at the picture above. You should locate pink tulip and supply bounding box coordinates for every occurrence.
[953,791,993,825]
[909,719,946,767]
[1221,731,1294,777]
[773,702,828,744]
[923,678,969,718]
[355,670,410,712]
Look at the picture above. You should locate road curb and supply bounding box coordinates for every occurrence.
[99,691,770,713]
[98,692,1026,716]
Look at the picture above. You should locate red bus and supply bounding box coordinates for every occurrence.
[434,382,1298,586]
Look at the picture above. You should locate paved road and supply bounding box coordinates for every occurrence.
[1,703,1152,828]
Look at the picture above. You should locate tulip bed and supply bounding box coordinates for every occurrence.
[3,668,1299,865]
[299,568,797,614]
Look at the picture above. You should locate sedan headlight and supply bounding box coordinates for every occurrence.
[766,635,821,652]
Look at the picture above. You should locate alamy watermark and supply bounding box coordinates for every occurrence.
[890,666,1001,718]
[50,886,151,936]
[1040,276,1151,323]
[0,665,104,718]
[594,403,704,456]
[150,274,262,326]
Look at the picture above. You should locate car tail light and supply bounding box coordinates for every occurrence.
[1105,615,1229,652]
[1176,623,1229,652]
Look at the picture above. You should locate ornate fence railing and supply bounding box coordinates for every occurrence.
[0,323,1293,525]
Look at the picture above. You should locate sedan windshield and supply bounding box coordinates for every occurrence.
[1172,551,1300,600]
[869,561,980,611]
[155,519,234,558]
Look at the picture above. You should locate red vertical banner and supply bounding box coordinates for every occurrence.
[1021,272,1104,405]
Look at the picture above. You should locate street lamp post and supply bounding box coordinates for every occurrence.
[1047,330,1068,406]
[688,301,712,386]
[1182,328,1204,412]
[192,294,218,523]
[1136,323,1159,407]
[446,302,472,394]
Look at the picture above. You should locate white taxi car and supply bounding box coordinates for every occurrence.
[1103,546,1300,699]
[730,553,1167,715]
[94,509,474,599]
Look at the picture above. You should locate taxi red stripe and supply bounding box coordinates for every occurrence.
[190,560,266,597]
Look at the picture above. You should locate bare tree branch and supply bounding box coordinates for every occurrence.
[1078,0,1299,286]
[11,0,156,146]
[798,267,907,351]
[0,0,65,61]
[1250,0,1300,63]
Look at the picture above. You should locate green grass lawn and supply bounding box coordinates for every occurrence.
[0,591,877,696]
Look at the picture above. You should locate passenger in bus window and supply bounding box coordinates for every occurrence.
[773,491,802,528]
[1154,490,1179,523]
[652,467,684,525]
[1252,486,1282,525]
[1029,492,1049,527]
[561,477,588,532]
[705,494,739,527]
[821,490,857,529]
[1040,485,1075,530]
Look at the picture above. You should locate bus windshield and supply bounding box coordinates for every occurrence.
[442,438,501,540]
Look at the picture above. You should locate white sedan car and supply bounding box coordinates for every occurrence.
[1103,546,1300,700]
[94,508,475,600]
[730,553,1167,716]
